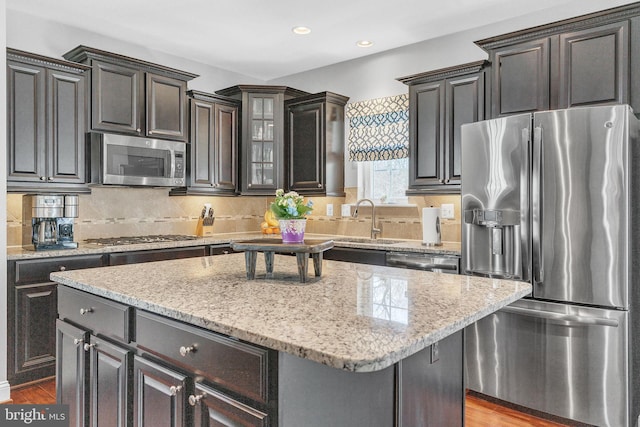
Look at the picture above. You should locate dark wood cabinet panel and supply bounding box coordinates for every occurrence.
[288,102,323,191]
[490,38,552,116]
[192,382,268,427]
[445,74,484,182]
[214,102,239,191]
[136,310,270,404]
[558,21,629,108]
[7,60,46,181]
[48,69,87,183]
[411,81,444,187]
[9,283,57,383]
[147,73,187,141]
[7,254,105,385]
[6,49,89,191]
[91,60,143,134]
[56,319,89,427]
[285,91,348,196]
[133,356,189,427]
[63,45,197,141]
[173,91,239,195]
[88,335,132,427]
[108,246,207,266]
[477,4,640,118]
[399,61,486,193]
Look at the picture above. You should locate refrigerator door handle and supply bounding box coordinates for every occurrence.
[501,306,619,327]
[532,126,544,284]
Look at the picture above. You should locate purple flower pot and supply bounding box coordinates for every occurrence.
[279,219,306,243]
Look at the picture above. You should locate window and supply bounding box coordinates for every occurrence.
[357,158,409,204]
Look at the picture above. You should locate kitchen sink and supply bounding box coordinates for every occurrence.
[333,237,404,245]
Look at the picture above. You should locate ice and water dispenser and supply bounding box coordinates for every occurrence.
[462,208,524,280]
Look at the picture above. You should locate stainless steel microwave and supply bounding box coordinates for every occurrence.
[88,133,185,187]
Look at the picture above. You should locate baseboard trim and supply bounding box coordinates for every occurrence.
[0,380,11,402]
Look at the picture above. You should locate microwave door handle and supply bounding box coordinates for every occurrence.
[169,148,176,178]
[532,126,544,284]
[501,306,619,328]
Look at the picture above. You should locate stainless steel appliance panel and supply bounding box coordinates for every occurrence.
[461,113,531,281]
[465,299,629,427]
[533,106,631,308]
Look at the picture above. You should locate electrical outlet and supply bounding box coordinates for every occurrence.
[441,203,454,219]
[326,204,334,216]
[341,204,351,217]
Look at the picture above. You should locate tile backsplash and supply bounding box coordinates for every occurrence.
[7,187,461,247]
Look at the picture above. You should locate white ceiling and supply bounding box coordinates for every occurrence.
[3,0,624,80]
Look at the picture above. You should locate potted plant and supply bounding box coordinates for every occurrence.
[270,189,313,243]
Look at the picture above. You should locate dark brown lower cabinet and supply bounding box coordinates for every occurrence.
[56,319,132,427]
[134,356,188,427]
[56,320,88,427]
[192,382,268,427]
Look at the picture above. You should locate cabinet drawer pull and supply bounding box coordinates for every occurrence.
[73,338,83,346]
[83,343,95,351]
[188,394,205,406]
[169,385,182,396]
[79,307,93,315]
[179,345,196,356]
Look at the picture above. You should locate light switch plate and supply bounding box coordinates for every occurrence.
[441,204,454,219]
[326,204,334,216]
[341,204,351,217]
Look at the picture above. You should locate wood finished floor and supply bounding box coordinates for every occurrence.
[9,379,569,426]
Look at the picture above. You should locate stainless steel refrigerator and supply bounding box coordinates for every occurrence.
[461,104,640,427]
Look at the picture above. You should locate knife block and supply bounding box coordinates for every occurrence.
[195,216,214,237]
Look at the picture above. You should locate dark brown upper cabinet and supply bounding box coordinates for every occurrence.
[476,3,640,118]
[6,48,91,193]
[63,45,197,141]
[170,90,240,196]
[398,61,487,194]
[285,92,349,196]
[216,85,309,195]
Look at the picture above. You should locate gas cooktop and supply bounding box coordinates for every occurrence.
[84,235,199,246]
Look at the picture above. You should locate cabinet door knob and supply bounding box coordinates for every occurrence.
[188,394,205,406]
[39,176,45,181]
[73,338,83,346]
[48,177,54,181]
[83,343,95,351]
[136,128,141,133]
[79,307,93,315]
[444,178,450,184]
[439,179,445,184]
[169,385,182,396]
[59,266,66,271]
[179,345,196,356]
[317,184,322,188]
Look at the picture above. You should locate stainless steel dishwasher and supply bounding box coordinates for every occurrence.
[385,252,460,274]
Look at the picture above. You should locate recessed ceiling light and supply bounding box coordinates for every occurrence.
[292,26,311,35]
[356,40,374,48]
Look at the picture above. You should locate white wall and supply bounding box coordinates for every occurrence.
[1,0,9,402]
[268,0,638,186]
[6,9,262,92]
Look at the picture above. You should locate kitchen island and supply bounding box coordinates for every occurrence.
[51,252,529,427]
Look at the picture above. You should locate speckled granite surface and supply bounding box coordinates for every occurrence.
[51,252,529,372]
[8,233,461,260]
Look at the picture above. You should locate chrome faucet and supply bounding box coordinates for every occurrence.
[352,198,381,240]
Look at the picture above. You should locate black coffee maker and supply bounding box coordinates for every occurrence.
[26,195,79,250]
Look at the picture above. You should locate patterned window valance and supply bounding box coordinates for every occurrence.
[346,93,409,162]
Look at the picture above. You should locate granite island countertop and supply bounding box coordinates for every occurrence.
[51,252,529,372]
[8,232,461,260]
